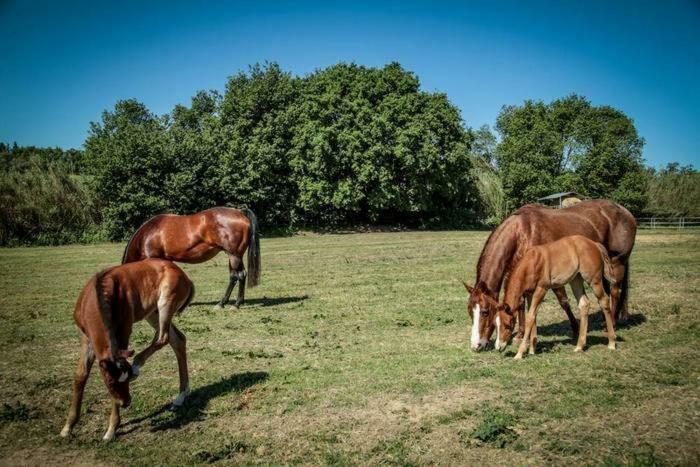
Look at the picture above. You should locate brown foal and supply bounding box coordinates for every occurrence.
[494,235,617,359]
[60,259,194,441]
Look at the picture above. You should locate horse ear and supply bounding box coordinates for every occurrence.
[462,282,475,294]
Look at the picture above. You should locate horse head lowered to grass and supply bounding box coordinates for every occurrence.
[464,200,636,351]
[60,259,194,441]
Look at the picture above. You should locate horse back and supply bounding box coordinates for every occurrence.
[123,208,251,263]
[515,200,635,258]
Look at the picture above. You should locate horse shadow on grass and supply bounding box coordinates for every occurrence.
[190,295,309,308]
[120,371,268,435]
[536,311,646,338]
[499,313,648,356]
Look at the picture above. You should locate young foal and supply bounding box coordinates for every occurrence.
[495,235,617,359]
[60,259,194,441]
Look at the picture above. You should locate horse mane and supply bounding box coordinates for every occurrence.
[475,212,526,297]
[94,268,119,358]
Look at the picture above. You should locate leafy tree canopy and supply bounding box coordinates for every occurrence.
[495,94,647,214]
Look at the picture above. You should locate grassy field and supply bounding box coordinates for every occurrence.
[0,230,698,465]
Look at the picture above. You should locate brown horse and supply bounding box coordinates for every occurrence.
[122,207,260,309]
[465,199,636,351]
[60,259,194,441]
[494,235,618,358]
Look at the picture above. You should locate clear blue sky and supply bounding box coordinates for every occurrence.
[1,0,698,168]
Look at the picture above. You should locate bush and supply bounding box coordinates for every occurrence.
[0,162,101,246]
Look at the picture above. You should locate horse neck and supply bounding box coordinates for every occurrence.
[501,262,529,311]
[476,219,520,297]
[93,272,129,360]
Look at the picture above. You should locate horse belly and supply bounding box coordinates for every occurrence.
[166,243,221,264]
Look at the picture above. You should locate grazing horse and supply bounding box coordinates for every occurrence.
[465,199,636,351]
[494,235,618,358]
[60,259,194,441]
[122,207,260,309]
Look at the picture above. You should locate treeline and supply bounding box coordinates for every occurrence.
[1,62,696,246]
[85,63,478,240]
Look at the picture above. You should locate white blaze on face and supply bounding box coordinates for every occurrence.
[495,314,502,349]
[471,304,488,350]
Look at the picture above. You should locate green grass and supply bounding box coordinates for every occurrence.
[0,230,698,465]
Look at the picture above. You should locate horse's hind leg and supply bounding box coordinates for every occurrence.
[570,276,590,352]
[103,399,120,441]
[590,279,616,350]
[168,324,190,409]
[61,333,95,438]
[132,297,175,376]
[553,287,579,341]
[217,255,242,309]
[233,263,246,308]
[609,261,627,324]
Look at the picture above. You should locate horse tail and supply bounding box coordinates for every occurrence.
[177,279,196,315]
[596,243,617,285]
[242,209,261,288]
[619,257,630,315]
[94,269,119,357]
[121,231,137,264]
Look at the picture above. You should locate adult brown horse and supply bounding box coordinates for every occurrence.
[122,207,260,309]
[60,259,195,441]
[464,199,636,351]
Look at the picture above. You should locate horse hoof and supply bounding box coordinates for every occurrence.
[573,346,583,353]
[513,354,523,360]
[213,304,224,311]
[230,304,240,310]
[608,343,616,350]
[102,432,115,442]
[60,426,71,438]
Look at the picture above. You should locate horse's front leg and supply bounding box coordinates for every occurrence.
[61,333,94,438]
[513,300,526,343]
[515,288,546,360]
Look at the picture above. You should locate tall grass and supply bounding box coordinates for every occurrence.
[472,156,507,226]
[0,163,101,246]
[646,170,700,216]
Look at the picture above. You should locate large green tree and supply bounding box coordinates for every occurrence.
[495,95,648,213]
[290,62,477,225]
[84,99,173,239]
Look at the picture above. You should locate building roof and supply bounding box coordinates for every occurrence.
[537,191,585,201]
